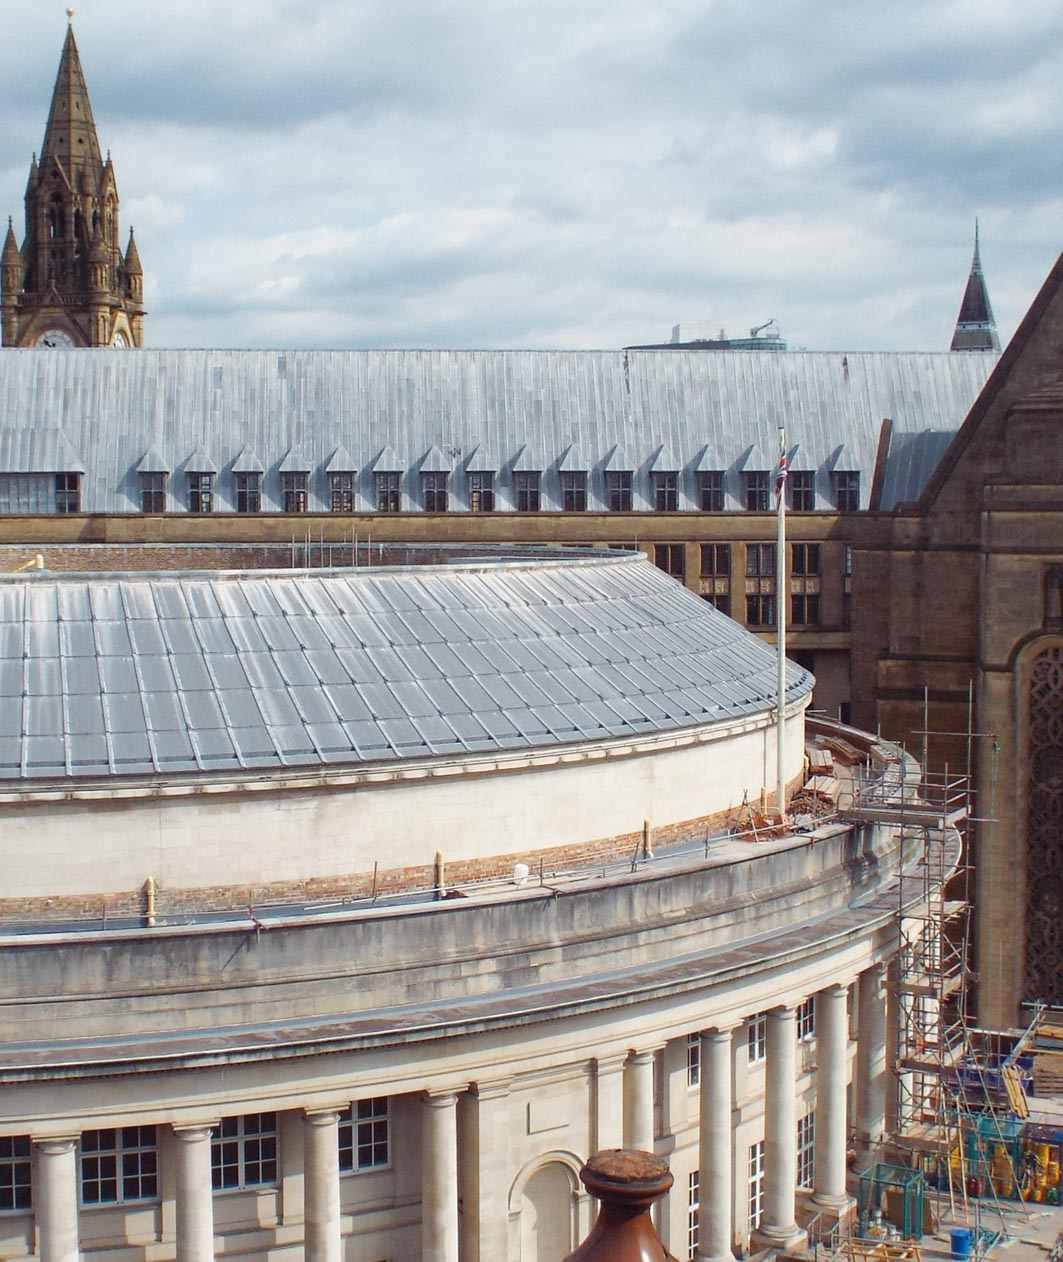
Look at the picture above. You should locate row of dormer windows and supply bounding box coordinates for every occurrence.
[127,468,860,515]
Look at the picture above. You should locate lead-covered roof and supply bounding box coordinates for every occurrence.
[0,348,996,512]
[0,553,811,783]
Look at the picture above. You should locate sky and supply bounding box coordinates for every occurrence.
[1,1,1062,352]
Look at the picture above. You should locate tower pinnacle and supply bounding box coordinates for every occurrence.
[951,220,1000,353]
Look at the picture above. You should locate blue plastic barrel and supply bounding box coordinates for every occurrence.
[950,1227,973,1259]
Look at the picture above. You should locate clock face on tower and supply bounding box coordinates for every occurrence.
[112,331,129,348]
[35,328,76,349]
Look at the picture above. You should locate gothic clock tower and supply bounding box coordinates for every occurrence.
[1,21,145,348]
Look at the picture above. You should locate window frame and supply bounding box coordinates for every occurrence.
[688,1168,700,1260]
[187,473,213,514]
[745,544,776,577]
[654,543,685,581]
[788,470,815,511]
[281,472,309,514]
[797,1112,815,1189]
[330,472,355,513]
[560,471,587,513]
[652,470,679,512]
[374,471,400,513]
[513,470,541,512]
[747,1013,767,1064]
[831,470,860,512]
[743,470,770,511]
[0,1137,31,1213]
[139,471,167,513]
[55,472,80,514]
[468,471,494,513]
[687,1033,700,1089]
[747,1140,765,1231]
[339,1098,389,1174]
[700,544,731,577]
[697,470,725,512]
[791,594,821,626]
[211,1113,278,1192]
[791,543,821,576]
[81,1126,158,1207]
[421,470,449,513]
[605,469,633,512]
[233,471,262,514]
[797,995,816,1041]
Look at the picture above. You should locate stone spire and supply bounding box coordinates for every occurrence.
[40,24,104,183]
[951,220,1000,352]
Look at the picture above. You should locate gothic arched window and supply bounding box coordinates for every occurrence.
[1025,645,1063,1004]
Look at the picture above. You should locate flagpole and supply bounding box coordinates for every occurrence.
[776,425,787,818]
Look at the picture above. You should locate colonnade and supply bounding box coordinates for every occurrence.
[26,965,888,1262]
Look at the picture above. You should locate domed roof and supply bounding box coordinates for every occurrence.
[0,551,811,781]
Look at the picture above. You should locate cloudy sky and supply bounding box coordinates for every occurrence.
[1,0,1062,351]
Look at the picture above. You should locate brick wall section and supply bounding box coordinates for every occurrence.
[0,801,761,925]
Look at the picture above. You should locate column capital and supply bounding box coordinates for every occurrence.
[701,1024,738,1045]
[304,1107,344,1128]
[423,1089,460,1109]
[820,982,850,1001]
[627,1045,663,1065]
[594,1051,629,1074]
[32,1136,78,1155]
[172,1122,217,1143]
[769,1002,796,1020]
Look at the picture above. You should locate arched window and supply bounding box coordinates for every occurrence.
[1025,645,1063,1004]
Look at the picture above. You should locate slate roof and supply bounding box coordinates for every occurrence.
[0,552,811,783]
[0,348,997,513]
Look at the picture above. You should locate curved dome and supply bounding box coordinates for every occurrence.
[0,551,811,781]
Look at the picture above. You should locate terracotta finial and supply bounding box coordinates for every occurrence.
[564,1149,677,1262]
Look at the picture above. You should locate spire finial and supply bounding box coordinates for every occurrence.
[66,7,74,22]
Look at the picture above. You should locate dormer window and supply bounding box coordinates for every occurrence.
[234,472,261,513]
[55,473,80,514]
[188,473,213,514]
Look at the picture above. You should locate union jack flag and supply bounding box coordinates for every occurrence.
[774,450,788,509]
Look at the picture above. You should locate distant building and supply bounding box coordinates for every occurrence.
[950,222,999,352]
[0,23,144,348]
[627,319,788,352]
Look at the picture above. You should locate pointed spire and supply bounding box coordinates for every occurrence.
[40,24,103,182]
[2,219,20,268]
[951,219,1000,352]
[124,227,142,276]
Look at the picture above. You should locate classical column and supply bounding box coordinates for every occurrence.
[623,1049,656,1152]
[422,1091,459,1262]
[695,1027,736,1262]
[812,984,851,1208]
[855,964,887,1172]
[34,1137,79,1262]
[592,1053,627,1152]
[462,1080,512,1262]
[173,1124,216,1262]
[304,1109,342,1262]
[757,1005,800,1245]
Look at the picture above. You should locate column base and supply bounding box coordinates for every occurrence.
[751,1224,807,1254]
[809,1192,853,1212]
[695,1251,739,1262]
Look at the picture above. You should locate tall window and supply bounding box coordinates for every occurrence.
[0,1137,31,1211]
[606,470,633,512]
[560,471,587,512]
[140,472,167,513]
[687,1033,700,1088]
[330,472,355,512]
[831,470,860,512]
[187,473,213,514]
[234,472,261,513]
[697,470,724,511]
[688,1169,700,1260]
[789,470,815,511]
[655,544,685,581]
[747,593,776,626]
[747,1013,767,1064]
[792,543,820,576]
[797,995,816,1041]
[701,544,730,577]
[513,471,541,511]
[212,1113,277,1190]
[339,1098,389,1172]
[746,544,775,577]
[375,471,400,513]
[653,471,679,512]
[422,471,448,512]
[81,1127,158,1205]
[282,472,308,513]
[55,473,80,513]
[747,1141,765,1231]
[791,594,820,626]
[743,470,770,511]
[468,472,494,513]
[797,1113,815,1189]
